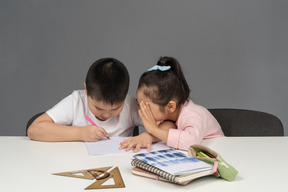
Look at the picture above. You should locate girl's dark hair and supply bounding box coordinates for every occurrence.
[85,58,129,105]
[138,56,190,111]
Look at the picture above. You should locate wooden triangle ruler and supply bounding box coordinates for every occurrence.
[53,166,125,190]
[53,166,112,180]
[85,166,125,189]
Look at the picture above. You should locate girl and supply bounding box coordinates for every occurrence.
[120,57,224,152]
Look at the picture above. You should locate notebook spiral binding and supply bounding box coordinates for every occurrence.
[131,159,177,183]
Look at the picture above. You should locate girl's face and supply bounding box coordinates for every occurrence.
[136,88,168,124]
[87,96,124,121]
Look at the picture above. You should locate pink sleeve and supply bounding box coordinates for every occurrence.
[166,100,224,151]
[167,113,205,151]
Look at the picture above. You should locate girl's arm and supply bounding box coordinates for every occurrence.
[119,121,176,153]
[167,113,206,150]
[119,132,156,152]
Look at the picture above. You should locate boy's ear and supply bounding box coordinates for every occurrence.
[84,82,87,95]
[167,101,177,113]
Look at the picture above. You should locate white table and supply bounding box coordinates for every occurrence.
[1,136,287,192]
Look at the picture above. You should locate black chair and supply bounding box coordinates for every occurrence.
[26,112,139,136]
[208,108,284,136]
[26,112,45,136]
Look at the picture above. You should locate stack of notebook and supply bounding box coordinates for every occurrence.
[131,148,215,185]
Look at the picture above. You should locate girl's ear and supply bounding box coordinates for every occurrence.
[167,101,177,113]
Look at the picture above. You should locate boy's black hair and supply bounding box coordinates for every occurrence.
[85,58,129,105]
[138,56,190,112]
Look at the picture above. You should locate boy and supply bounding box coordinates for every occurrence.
[27,58,142,142]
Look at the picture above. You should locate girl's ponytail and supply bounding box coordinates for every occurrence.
[138,56,190,111]
[157,57,190,104]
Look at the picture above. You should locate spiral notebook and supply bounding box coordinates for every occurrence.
[131,149,215,185]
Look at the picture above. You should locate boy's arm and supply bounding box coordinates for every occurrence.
[27,113,108,142]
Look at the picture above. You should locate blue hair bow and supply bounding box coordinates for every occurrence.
[147,65,171,72]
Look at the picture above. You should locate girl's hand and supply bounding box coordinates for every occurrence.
[138,101,159,134]
[119,132,154,153]
[80,125,109,142]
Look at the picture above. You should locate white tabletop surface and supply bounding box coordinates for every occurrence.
[1,136,287,192]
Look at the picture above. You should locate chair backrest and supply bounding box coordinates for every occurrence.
[26,112,45,136]
[208,108,284,136]
[26,112,139,136]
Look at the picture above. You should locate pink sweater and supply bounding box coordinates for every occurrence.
[167,99,224,151]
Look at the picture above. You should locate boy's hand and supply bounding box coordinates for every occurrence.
[81,125,109,142]
[119,132,153,153]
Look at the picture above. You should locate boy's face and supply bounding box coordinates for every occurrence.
[87,96,125,121]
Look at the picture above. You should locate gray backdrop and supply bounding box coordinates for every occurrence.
[1,0,287,136]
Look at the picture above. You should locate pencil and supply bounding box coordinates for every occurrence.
[84,115,110,139]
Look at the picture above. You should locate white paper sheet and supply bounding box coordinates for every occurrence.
[85,137,171,155]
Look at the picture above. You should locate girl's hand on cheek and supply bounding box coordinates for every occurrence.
[138,101,158,134]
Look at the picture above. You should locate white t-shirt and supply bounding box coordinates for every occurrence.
[46,90,142,137]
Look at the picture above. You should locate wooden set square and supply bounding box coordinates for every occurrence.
[53,166,125,190]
